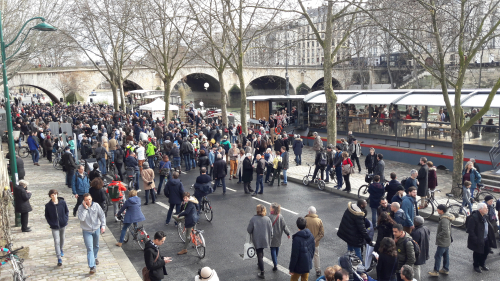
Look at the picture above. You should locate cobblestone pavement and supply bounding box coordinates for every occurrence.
[0,157,141,281]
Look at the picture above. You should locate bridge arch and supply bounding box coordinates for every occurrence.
[12,84,60,103]
[311,77,342,92]
[172,73,221,107]
[123,79,144,92]
[246,75,295,96]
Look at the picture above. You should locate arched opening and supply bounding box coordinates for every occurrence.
[13,85,60,103]
[172,73,221,107]
[123,80,143,92]
[310,77,342,92]
[296,83,311,95]
[228,84,241,107]
[246,75,295,96]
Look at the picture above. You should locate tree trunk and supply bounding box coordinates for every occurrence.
[238,74,247,134]
[163,78,172,122]
[218,70,228,126]
[451,128,464,196]
[111,85,119,111]
[323,0,337,144]
[387,61,394,89]
[119,79,126,111]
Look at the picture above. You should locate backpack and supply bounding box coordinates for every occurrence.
[404,237,420,261]
[277,158,283,170]
[319,152,327,166]
[400,177,407,188]
[108,182,122,200]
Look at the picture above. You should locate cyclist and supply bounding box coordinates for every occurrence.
[193,167,213,213]
[107,175,127,221]
[174,192,199,255]
[115,190,146,247]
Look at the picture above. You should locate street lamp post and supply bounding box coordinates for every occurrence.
[0,11,56,226]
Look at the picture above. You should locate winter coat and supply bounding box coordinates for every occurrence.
[268,214,290,247]
[436,212,454,247]
[313,136,323,151]
[289,228,316,274]
[274,139,283,152]
[462,167,481,189]
[165,178,185,204]
[198,155,210,169]
[178,197,199,228]
[242,157,253,183]
[393,209,406,225]
[62,151,77,171]
[386,180,403,203]
[411,224,430,266]
[141,168,155,190]
[14,157,25,180]
[404,177,418,193]
[94,146,107,160]
[292,138,303,155]
[247,215,273,249]
[144,240,167,280]
[72,172,90,195]
[417,164,429,197]
[13,185,32,213]
[376,253,398,281]
[374,221,393,253]
[281,151,289,170]
[89,187,107,212]
[368,182,386,208]
[27,135,39,151]
[374,160,385,182]
[467,210,497,253]
[117,196,146,224]
[44,197,69,229]
[395,232,416,269]
[305,213,324,247]
[337,202,372,247]
[256,158,266,175]
[428,167,438,190]
[212,158,227,179]
[401,195,417,227]
[365,153,378,171]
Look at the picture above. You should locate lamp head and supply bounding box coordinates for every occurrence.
[32,22,57,32]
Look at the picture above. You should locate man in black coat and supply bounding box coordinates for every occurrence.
[212,154,228,194]
[14,180,32,232]
[62,146,77,188]
[468,203,497,273]
[337,200,374,261]
[242,153,254,194]
[373,153,385,182]
[144,231,171,280]
[254,154,266,195]
[417,157,429,197]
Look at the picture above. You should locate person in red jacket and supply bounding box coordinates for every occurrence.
[106,176,127,221]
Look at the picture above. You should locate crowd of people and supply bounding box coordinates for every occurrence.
[5,100,500,281]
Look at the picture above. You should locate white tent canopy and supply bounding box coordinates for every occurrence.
[139,98,179,111]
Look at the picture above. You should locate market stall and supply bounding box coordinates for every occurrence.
[139,98,179,120]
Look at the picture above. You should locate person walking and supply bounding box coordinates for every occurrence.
[289,217,316,281]
[374,212,395,253]
[89,177,107,217]
[268,203,290,272]
[467,202,497,273]
[44,133,54,162]
[144,231,172,281]
[338,200,374,261]
[72,165,90,217]
[374,153,385,182]
[349,139,362,173]
[312,147,326,182]
[368,175,385,228]
[401,187,418,234]
[165,171,185,225]
[243,153,255,194]
[292,134,303,165]
[115,190,146,247]
[281,146,289,185]
[417,157,429,198]
[376,237,399,281]
[305,206,325,277]
[141,162,156,205]
[158,155,171,195]
[114,145,125,181]
[312,132,322,152]
[14,180,32,232]
[77,193,106,274]
[427,161,438,192]
[175,192,199,255]
[429,205,454,277]
[393,224,416,281]
[254,154,266,195]
[341,152,353,192]
[247,204,273,279]
[94,143,108,175]
[27,131,40,166]
[44,189,69,266]
[364,147,377,174]
[264,148,274,183]
[228,143,239,179]
[212,154,228,194]
[410,216,430,280]
[333,146,343,188]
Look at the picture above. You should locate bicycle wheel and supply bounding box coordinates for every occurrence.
[302,176,310,186]
[476,191,497,205]
[195,233,206,259]
[448,204,467,228]
[357,185,368,198]
[204,201,213,222]
[11,257,25,281]
[417,198,434,219]
[177,220,186,242]
[18,147,29,158]
[318,180,325,191]
[136,227,148,250]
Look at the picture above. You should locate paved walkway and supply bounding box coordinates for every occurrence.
[0,154,142,281]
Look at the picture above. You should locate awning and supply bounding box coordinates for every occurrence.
[343,91,409,105]
[139,98,179,111]
[304,90,360,104]
[129,90,152,94]
[246,95,305,101]
[460,90,500,108]
[143,94,164,99]
[394,90,457,107]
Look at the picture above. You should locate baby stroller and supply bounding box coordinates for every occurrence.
[339,251,377,281]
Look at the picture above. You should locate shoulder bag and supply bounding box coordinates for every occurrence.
[159,162,170,176]
[142,248,159,281]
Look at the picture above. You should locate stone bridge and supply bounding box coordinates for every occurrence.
[9,65,355,104]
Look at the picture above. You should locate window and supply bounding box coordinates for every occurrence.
[312,41,315,47]
[307,42,310,47]
[307,58,310,63]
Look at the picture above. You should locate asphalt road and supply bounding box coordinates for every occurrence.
[105,168,500,281]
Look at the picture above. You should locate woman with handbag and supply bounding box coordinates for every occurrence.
[141,162,156,205]
[247,204,273,279]
[341,152,354,193]
[158,155,171,196]
[268,203,290,272]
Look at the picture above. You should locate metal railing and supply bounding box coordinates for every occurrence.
[489,139,500,171]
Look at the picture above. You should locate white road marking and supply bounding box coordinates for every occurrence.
[226,187,237,192]
[251,197,298,215]
[263,257,290,275]
[156,202,170,210]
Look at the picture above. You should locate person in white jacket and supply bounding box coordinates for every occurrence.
[195,266,219,281]
[236,149,245,184]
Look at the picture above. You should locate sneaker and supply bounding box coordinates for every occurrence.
[57,259,62,266]
[316,270,321,277]
[439,269,449,275]
[428,271,439,277]
[272,266,278,272]
[89,267,96,274]
[257,272,265,279]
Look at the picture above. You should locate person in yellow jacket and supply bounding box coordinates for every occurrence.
[146,141,157,170]
[269,153,282,186]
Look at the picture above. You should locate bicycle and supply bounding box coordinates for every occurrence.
[15,146,29,158]
[0,244,26,281]
[118,217,149,250]
[52,149,63,170]
[200,196,213,222]
[176,220,206,258]
[302,163,326,191]
[357,174,388,199]
[417,189,468,227]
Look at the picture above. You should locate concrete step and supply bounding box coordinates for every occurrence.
[480,170,500,181]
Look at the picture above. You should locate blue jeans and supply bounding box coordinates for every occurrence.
[98,158,107,175]
[282,169,287,184]
[213,177,226,193]
[265,165,273,182]
[183,154,191,170]
[270,247,280,267]
[31,149,39,164]
[231,136,237,143]
[166,204,181,224]
[255,174,264,193]
[434,246,449,271]
[371,207,378,228]
[462,199,473,214]
[148,156,155,170]
[335,167,343,188]
[295,154,301,165]
[348,245,362,262]
[82,229,100,268]
[66,169,75,187]
[145,189,156,204]
[110,150,115,162]
[173,157,181,168]
[325,165,332,181]
[119,222,137,243]
[470,187,476,199]
[191,157,196,168]
[70,149,75,158]
[158,175,169,195]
